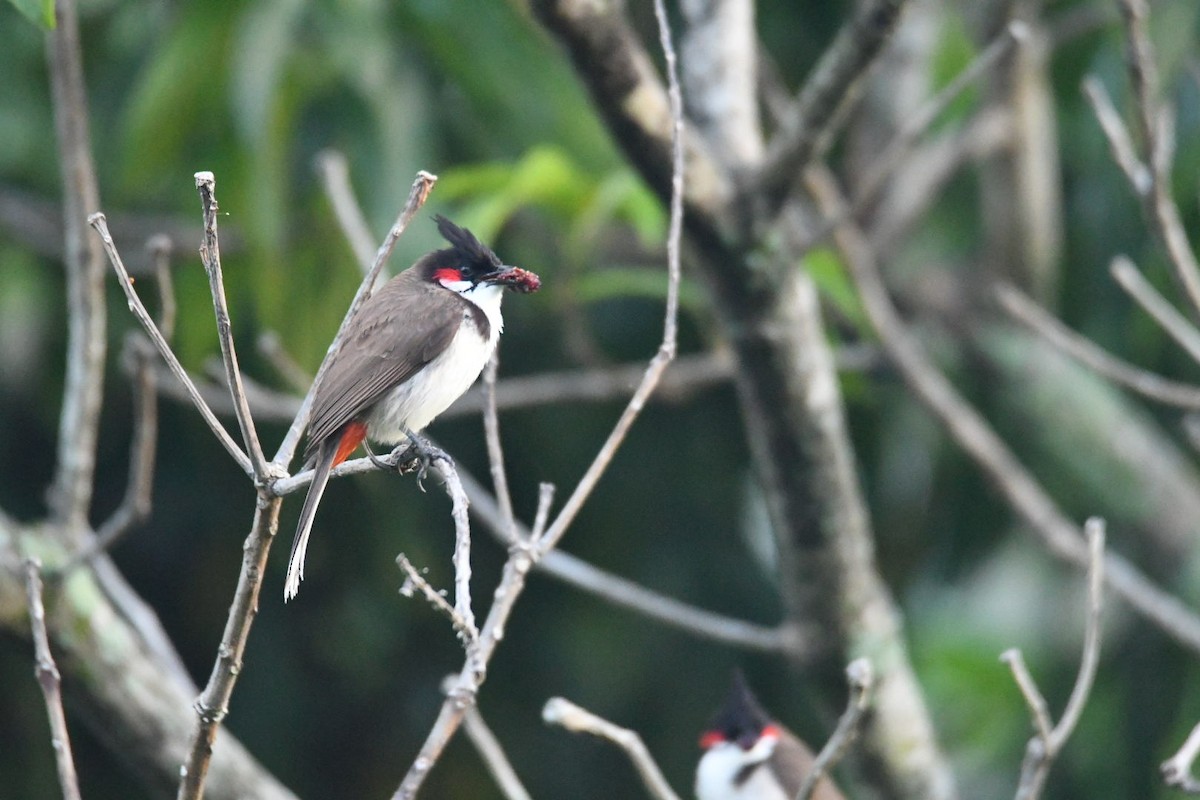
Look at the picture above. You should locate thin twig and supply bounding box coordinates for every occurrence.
[195,172,271,481]
[1114,0,1200,317]
[482,355,519,543]
[273,170,437,470]
[432,453,476,636]
[1110,255,1200,365]
[393,6,686,794]
[753,0,908,213]
[24,558,82,800]
[1006,519,1106,800]
[851,21,1026,220]
[90,212,254,476]
[805,166,1200,654]
[257,331,312,394]
[1081,77,1151,195]
[996,284,1200,409]
[458,464,795,653]
[46,0,108,531]
[314,149,379,277]
[398,555,478,645]
[795,658,874,800]
[61,238,176,572]
[461,699,533,800]
[543,697,683,800]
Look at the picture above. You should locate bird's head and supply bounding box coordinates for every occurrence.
[699,669,781,752]
[426,215,541,294]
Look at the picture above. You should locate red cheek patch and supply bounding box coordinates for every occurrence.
[699,731,725,749]
[434,268,463,284]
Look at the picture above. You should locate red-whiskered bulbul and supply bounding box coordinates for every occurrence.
[696,671,846,800]
[284,215,540,601]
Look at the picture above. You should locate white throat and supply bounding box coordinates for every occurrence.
[364,280,505,443]
[695,735,787,800]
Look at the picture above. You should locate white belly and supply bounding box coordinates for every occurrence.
[365,303,500,442]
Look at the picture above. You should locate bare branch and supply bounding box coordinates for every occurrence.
[1110,256,1200,365]
[753,0,909,213]
[1163,720,1200,793]
[852,22,1026,220]
[996,284,1200,409]
[61,238,176,571]
[257,331,312,394]
[543,697,683,800]
[482,355,518,543]
[177,498,283,800]
[90,212,254,476]
[46,0,108,531]
[806,166,1200,654]
[1006,519,1106,800]
[394,8,686,794]
[273,170,437,469]
[1110,0,1200,316]
[194,172,271,481]
[314,149,379,277]
[398,555,478,645]
[462,701,532,800]
[1081,77,1151,195]
[796,658,874,800]
[24,558,82,800]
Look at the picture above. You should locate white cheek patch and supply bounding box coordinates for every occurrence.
[438,277,473,293]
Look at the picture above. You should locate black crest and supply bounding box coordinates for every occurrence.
[434,214,502,273]
[704,669,774,749]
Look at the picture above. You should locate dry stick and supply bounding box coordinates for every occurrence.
[456,465,794,654]
[314,149,379,278]
[394,6,684,792]
[90,213,254,476]
[1081,77,1150,195]
[754,0,908,212]
[435,454,477,635]
[543,697,683,800]
[1110,255,1200,365]
[257,331,312,394]
[461,699,533,800]
[46,0,108,531]
[273,170,438,470]
[997,284,1200,410]
[177,498,282,800]
[851,21,1026,220]
[1114,0,1200,318]
[24,558,82,800]
[481,356,519,543]
[1162,720,1200,793]
[61,237,177,572]
[398,555,477,645]
[1003,519,1106,800]
[796,658,874,800]
[195,173,271,481]
[804,168,1200,654]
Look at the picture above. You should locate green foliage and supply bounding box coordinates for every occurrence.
[6,0,53,29]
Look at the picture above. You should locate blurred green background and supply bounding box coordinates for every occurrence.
[3,0,1200,798]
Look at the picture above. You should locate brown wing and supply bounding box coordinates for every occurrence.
[770,727,846,800]
[305,268,464,456]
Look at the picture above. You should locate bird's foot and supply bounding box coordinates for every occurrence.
[394,431,451,491]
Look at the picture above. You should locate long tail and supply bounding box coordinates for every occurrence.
[284,422,367,601]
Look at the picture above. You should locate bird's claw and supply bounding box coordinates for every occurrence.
[395,431,451,491]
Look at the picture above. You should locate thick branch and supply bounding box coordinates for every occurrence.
[46,0,107,531]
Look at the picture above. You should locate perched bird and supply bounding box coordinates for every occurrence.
[285,215,540,601]
[696,671,846,800]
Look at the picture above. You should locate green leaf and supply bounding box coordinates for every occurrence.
[7,0,54,29]
[803,248,868,332]
[574,266,705,313]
